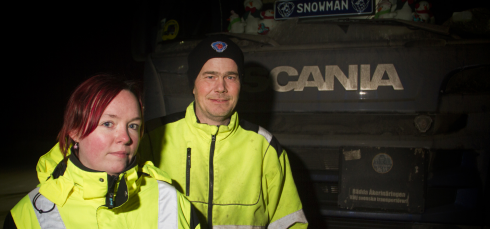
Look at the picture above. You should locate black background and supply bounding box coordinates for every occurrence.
[4,0,489,166]
[5,2,145,166]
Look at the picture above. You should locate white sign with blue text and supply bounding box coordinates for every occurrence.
[275,0,374,20]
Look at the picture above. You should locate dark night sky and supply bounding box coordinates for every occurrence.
[5,2,145,166]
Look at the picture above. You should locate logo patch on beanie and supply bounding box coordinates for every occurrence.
[211,41,227,53]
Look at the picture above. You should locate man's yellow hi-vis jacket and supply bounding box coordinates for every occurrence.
[9,153,200,229]
[139,102,308,229]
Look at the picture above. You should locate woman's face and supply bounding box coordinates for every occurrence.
[75,90,141,175]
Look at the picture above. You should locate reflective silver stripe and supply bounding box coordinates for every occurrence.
[157,180,178,229]
[268,209,308,229]
[214,226,265,229]
[258,126,273,143]
[28,187,66,229]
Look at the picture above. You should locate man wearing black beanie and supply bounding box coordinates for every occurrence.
[140,35,308,229]
[187,35,244,89]
[187,35,244,126]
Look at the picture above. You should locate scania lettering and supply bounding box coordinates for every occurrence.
[271,64,404,92]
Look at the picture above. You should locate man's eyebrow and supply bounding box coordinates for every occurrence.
[225,71,239,76]
[203,71,219,75]
[202,71,239,76]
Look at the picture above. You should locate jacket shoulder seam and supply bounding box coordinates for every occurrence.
[239,119,259,133]
[239,119,283,158]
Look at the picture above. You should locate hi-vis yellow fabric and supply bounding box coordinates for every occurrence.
[11,154,200,229]
[138,102,308,229]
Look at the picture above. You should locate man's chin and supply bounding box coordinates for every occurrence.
[210,113,231,120]
[210,107,234,116]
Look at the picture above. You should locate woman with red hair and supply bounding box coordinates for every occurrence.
[5,74,200,229]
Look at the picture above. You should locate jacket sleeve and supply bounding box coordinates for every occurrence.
[10,195,42,229]
[264,138,308,229]
[177,192,201,229]
[144,163,200,229]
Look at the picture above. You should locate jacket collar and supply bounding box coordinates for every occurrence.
[39,153,139,208]
[185,101,239,141]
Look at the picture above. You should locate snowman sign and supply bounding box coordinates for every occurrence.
[274,0,375,19]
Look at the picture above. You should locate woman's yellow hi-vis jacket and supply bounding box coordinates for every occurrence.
[9,153,200,229]
[138,102,308,229]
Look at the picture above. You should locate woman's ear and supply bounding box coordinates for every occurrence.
[69,131,80,142]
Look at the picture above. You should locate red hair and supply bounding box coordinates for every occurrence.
[58,74,144,159]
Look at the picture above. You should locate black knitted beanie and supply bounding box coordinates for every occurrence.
[187,35,244,89]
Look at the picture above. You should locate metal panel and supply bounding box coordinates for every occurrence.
[338,147,426,213]
[145,42,490,120]
[238,46,466,113]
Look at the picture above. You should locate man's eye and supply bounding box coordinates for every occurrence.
[129,124,139,130]
[227,76,237,80]
[102,122,113,127]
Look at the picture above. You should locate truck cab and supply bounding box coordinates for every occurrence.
[133,0,490,227]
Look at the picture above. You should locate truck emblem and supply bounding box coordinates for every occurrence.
[352,0,370,13]
[270,64,404,92]
[372,153,393,174]
[211,41,227,53]
[277,2,295,18]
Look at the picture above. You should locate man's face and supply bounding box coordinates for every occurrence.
[193,58,240,126]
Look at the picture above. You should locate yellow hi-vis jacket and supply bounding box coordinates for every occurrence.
[138,102,308,229]
[10,153,200,229]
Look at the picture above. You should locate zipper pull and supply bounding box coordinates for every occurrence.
[108,193,114,208]
[187,148,191,168]
[106,175,117,209]
[186,148,192,196]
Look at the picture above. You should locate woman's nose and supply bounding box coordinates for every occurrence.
[117,128,132,145]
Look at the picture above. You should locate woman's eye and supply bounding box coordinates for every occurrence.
[102,122,113,127]
[129,124,139,130]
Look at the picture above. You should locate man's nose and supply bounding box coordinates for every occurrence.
[215,78,228,93]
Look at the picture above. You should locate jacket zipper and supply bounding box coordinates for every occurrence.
[186,148,191,196]
[208,134,217,229]
[106,174,117,209]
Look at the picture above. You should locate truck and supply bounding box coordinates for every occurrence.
[132,0,490,227]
